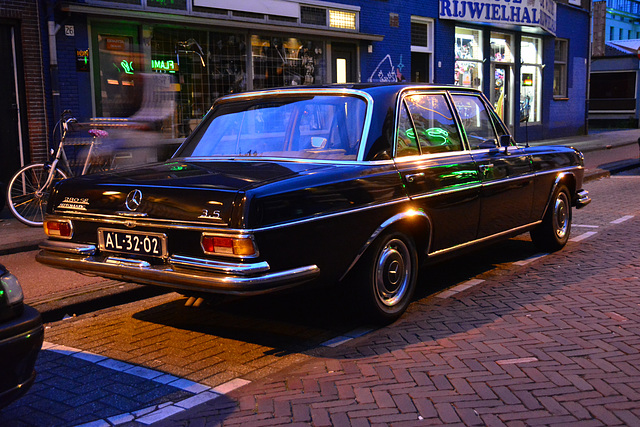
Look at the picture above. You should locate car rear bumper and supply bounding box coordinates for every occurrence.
[37,240,320,296]
[575,189,591,209]
[0,305,44,409]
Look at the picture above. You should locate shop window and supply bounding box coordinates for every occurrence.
[251,35,325,89]
[520,36,542,123]
[329,10,356,30]
[554,39,568,98]
[455,27,483,90]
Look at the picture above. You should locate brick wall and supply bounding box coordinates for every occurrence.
[0,0,49,163]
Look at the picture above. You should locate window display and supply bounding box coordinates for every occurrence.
[520,36,542,123]
[455,28,482,90]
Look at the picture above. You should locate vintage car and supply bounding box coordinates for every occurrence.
[37,84,590,322]
[0,264,44,409]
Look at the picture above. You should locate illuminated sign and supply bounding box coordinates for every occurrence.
[152,59,179,73]
[76,49,90,72]
[439,0,557,36]
[522,73,533,86]
[106,37,127,51]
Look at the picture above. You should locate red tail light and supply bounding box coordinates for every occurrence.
[44,220,73,239]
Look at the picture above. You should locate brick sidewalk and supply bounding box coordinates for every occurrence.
[158,175,640,426]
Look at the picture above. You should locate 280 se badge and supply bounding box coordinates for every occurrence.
[37,83,591,323]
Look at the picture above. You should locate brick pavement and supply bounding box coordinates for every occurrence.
[156,172,640,426]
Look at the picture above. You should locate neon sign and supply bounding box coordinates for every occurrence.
[152,59,178,73]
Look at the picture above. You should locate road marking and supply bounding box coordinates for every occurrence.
[611,215,634,224]
[496,357,538,365]
[436,279,485,299]
[573,224,599,228]
[570,231,597,242]
[43,342,250,426]
[321,327,373,347]
[513,253,548,266]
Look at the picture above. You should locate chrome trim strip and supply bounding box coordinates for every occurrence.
[39,240,97,255]
[116,211,148,217]
[408,182,481,201]
[169,255,270,275]
[49,212,230,229]
[36,250,320,296]
[339,210,430,281]
[428,221,542,257]
[106,257,151,268]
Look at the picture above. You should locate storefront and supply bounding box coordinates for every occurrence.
[441,0,561,136]
[57,0,381,137]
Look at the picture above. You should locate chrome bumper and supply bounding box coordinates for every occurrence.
[575,189,591,209]
[37,240,320,296]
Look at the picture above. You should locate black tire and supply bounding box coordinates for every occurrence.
[6,163,68,227]
[530,184,572,252]
[357,231,418,324]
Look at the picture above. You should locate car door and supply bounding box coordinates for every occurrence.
[451,93,534,238]
[393,92,481,252]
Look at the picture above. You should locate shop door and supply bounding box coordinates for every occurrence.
[332,43,357,83]
[491,64,512,127]
[0,25,25,192]
[411,52,430,83]
[92,24,140,118]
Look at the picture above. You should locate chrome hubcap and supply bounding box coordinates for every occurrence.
[553,192,569,239]
[375,238,411,307]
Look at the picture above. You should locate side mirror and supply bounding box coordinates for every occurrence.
[499,134,512,147]
[310,137,327,149]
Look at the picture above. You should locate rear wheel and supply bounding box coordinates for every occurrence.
[357,231,418,323]
[6,163,68,227]
[530,184,571,252]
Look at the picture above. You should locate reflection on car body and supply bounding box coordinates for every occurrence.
[37,84,590,323]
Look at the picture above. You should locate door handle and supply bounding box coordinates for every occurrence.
[478,164,493,174]
[405,172,425,183]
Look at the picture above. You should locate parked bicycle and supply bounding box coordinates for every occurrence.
[6,111,111,227]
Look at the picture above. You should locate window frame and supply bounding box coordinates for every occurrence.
[553,38,569,99]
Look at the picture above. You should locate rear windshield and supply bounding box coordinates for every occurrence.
[177,95,367,161]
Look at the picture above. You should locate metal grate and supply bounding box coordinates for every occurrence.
[301,6,326,26]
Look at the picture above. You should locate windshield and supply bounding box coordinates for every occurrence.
[178,94,367,161]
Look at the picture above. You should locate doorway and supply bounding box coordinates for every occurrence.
[0,24,27,196]
[411,52,430,83]
[491,64,512,127]
[332,43,357,83]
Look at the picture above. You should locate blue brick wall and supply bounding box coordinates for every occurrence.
[546,3,590,137]
[56,16,93,123]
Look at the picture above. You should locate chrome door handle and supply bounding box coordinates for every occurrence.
[478,164,493,173]
[405,172,425,183]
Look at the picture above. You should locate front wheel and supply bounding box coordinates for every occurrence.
[357,231,418,324]
[530,184,571,252]
[6,163,68,227]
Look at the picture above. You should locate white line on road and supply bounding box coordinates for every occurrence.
[436,279,485,299]
[513,253,548,266]
[611,215,635,224]
[569,231,598,242]
[573,224,600,228]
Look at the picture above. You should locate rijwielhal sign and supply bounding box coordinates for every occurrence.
[439,0,557,36]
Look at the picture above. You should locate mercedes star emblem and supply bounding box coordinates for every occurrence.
[125,189,143,212]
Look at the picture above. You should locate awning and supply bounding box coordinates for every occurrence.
[62,3,384,42]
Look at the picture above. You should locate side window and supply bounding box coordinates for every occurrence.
[404,94,463,154]
[451,95,498,150]
[396,101,420,157]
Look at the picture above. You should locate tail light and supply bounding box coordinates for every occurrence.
[44,220,74,239]
[201,234,257,257]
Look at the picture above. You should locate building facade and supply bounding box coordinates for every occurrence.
[0,0,49,199]
[591,0,640,128]
[1,0,592,191]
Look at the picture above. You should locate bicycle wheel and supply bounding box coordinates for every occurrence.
[6,163,68,227]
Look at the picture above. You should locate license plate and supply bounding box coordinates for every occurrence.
[98,228,167,258]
